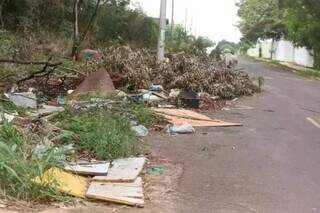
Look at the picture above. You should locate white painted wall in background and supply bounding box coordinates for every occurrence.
[247,39,314,67]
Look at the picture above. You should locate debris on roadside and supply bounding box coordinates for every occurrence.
[154,108,241,127]
[167,123,195,134]
[33,167,89,198]
[65,162,110,176]
[0,112,15,123]
[103,45,258,100]
[71,67,115,98]
[131,124,149,137]
[5,91,37,109]
[93,157,146,183]
[86,177,144,207]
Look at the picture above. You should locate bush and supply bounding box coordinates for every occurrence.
[57,110,138,160]
[0,122,69,202]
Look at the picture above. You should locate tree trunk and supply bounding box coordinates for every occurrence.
[71,0,80,59]
[313,48,320,69]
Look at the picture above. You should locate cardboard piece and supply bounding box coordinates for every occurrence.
[154,108,242,127]
[65,162,110,176]
[93,157,146,182]
[86,177,144,207]
[33,168,88,198]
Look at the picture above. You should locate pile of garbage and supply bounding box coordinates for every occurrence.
[103,46,258,99]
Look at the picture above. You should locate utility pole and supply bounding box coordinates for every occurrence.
[157,0,167,62]
[171,0,174,36]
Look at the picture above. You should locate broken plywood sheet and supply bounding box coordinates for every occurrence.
[153,108,241,127]
[93,157,146,182]
[65,162,110,176]
[33,168,88,198]
[86,177,144,207]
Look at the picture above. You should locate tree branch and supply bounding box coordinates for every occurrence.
[0,59,62,66]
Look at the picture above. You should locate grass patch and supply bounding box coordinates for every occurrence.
[298,68,320,79]
[129,104,156,127]
[57,109,138,160]
[0,122,70,202]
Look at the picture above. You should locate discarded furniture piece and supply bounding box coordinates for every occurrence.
[65,162,110,176]
[154,108,242,127]
[86,177,144,207]
[179,90,200,108]
[93,157,146,183]
[33,168,88,198]
[71,67,115,97]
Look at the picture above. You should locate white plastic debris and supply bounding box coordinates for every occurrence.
[169,89,181,98]
[0,113,15,123]
[131,125,149,137]
[168,123,195,134]
[5,92,37,108]
[149,84,164,92]
[142,92,161,102]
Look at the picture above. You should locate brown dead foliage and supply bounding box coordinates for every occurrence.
[103,46,258,99]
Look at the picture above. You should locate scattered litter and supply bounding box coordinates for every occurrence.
[33,168,88,198]
[142,92,161,102]
[149,84,164,92]
[158,104,175,109]
[169,89,181,98]
[131,125,149,137]
[154,108,241,127]
[116,90,127,98]
[93,157,146,183]
[65,162,110,176]
[0,113,15,123]
[32,105,64,116]
[32,144,74,165]
[67,90,74,95]
[146,166,164,175]
[5,92,37,108]
[86,177,144,207]
[168,123,195,134]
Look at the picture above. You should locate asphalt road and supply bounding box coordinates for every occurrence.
[149,59,320,213]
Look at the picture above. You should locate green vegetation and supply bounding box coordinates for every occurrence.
[238,0,320,68]
[129,104,157,127]
[56,107,150,160]
[0,122,70,202]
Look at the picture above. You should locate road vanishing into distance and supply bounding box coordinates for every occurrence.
[149,59,320,213]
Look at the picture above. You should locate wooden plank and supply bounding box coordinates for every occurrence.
[93,157,146,182]
[33,168,88,198]
[154,108,242,127]
[65,162,110,176]
[86,177,144,207]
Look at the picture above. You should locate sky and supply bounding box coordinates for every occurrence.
[131,0,242,43]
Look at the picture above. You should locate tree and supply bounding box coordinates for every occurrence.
[280,0,320,67]
[238,0,286,59]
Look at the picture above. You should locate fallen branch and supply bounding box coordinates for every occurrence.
[59,66,86,76]
[17,64,58,84]
[0,59,62,66]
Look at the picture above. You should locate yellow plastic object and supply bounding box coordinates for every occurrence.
[33,167,88,198]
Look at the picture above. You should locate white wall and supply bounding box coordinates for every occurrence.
[247,39,314,67]
[294,47,314,67]
[274,40,295,62]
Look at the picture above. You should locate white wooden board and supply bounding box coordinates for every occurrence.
[92,157,146,182]
[86,177,144,207]
[65,162,110,176]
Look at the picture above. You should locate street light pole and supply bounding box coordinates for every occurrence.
[157,0,167,62]
[171,0,174,36]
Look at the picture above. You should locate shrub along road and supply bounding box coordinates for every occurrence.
[144,59,320,213]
